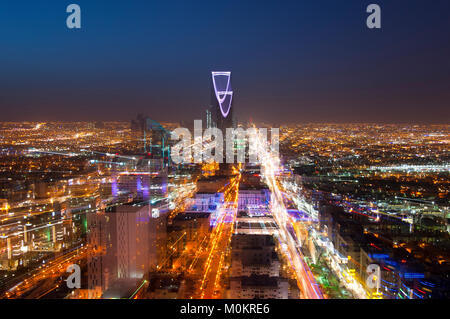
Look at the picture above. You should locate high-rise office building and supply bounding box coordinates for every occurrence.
[210,71,235,132]
[208,71,237,169]
[131,114,171,162]
[87,202,168,298]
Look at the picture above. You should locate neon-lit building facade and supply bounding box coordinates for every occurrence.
[210,71,235,132]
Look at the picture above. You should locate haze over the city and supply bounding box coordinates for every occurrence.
[1,0,449,123]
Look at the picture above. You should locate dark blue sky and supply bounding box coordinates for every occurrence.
[0,0,449,123]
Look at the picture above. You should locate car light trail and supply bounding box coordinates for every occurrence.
[250,128,324,299]
[199,167,240,299]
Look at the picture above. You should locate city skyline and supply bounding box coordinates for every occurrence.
[0,121,448,300]
[0,0,449,304]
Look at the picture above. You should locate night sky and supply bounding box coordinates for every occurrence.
[0,0,449,123]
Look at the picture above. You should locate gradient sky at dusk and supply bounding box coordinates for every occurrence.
[0,0,449,123]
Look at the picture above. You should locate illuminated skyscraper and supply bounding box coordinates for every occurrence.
[130,115,171,165]
[210,71,235,132]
